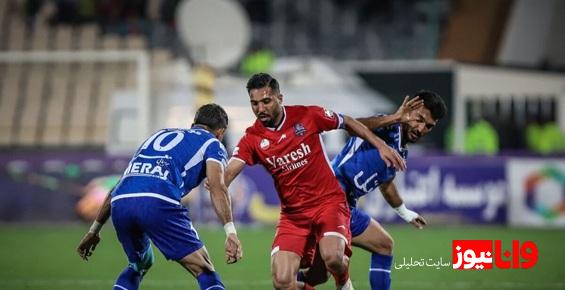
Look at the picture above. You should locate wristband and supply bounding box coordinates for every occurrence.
[223,222,237,236]
[88,220,103,234]
[394,203,411,221]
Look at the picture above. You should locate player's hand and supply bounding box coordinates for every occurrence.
[410,215,427,230]
[376,142,406,171]
[225,233,242,264]
[395,205,425,229]
[395,95,423,124]
[77,232,101,261]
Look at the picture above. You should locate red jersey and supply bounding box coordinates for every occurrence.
[232,105,347,213]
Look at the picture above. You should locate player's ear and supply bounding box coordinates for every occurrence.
[277,94,283,103]
[214,128,226,141]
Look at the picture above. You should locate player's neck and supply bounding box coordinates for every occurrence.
[192,124,211,132]
[266,107,285,130]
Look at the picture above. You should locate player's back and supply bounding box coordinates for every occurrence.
[113,127,227,201]
[332,123,406,203]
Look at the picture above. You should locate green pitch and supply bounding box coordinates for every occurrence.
[0,225,563,290]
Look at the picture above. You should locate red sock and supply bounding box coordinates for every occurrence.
[303,283,316,290]
[331,270,350,287]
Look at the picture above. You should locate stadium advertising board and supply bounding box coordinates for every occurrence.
[361,156,507,224]
[4,153,564,228]
[507,158,565,228]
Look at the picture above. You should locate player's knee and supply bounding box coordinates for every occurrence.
[272,271,294,289]
[376,235,394,255]
[321,252,345,272]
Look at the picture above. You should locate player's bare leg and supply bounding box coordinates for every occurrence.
[352,219,394,290]
[177,246,226,290]
[318,235,353,289]
[352,218,393,254]
[272,250,302,290]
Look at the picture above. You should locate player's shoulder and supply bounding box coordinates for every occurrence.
[285,105,323,114]
[243,123,262,138]
[286,105,330,122]
[285,105,309,112]
[181,127,220,146]
[375,122,401,133]
[239,129,260,147]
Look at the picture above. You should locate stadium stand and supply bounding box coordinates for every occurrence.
[0,1,173,148]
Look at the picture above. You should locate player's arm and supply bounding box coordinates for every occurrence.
[206,160,243,264]
[343,115,406,171]
[77,185,115,261]
[378,180,426,229]
[224,158,246,187]
[357,96,423,130]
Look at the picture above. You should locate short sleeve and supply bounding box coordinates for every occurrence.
[308,106,344,132]
[232,134,257,165]
[204,139,228,168]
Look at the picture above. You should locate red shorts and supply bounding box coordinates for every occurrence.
[271,199,352,267]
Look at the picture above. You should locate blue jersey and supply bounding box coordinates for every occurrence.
[112,127,228,202]
[332,123,407,207]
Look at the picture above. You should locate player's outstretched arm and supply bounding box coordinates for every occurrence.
[77,186,114,261]
[379,181,426,229]
[343,115,406,171]
[357,96,423,130]
[206,161,243,264]
[224,158,246,187]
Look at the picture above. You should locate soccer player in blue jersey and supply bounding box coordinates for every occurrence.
[298,91,447,290]
[77,103,242,290]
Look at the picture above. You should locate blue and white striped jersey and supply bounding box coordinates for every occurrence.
[112,127,227,202]
[331,123,407,207]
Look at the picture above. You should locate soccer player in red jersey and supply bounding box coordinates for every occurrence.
[224,73,405,290]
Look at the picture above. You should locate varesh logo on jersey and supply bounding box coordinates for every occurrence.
[294,123,307,136]
[260,138,270,150]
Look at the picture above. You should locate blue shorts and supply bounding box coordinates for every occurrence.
[350,207,371,237]
[111,196,203,262]
[336,176,371,237]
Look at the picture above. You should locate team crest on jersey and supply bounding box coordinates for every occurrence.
[294,123,307,136]
[156,158,169,167]
[324,108,335,119]
[260,138,270,150]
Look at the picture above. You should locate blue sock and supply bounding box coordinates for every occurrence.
[197,271,225,290]
[114,267,142,290]
[369,253,392,290]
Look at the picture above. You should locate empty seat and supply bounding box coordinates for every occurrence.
[54,26,73,50]
[102,35,122,50]
[151,49,173,66]
[18,64,46,145]
[90,66,118,145]
[0,65,23,145]
[7,18,26,50]
[126,35,147,50]
[41,64,70,146]
[31,26,49,50]
[66,63,95,145]
[78,25,99,50]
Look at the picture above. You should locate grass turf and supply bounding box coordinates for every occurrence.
[0,224,563,290]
